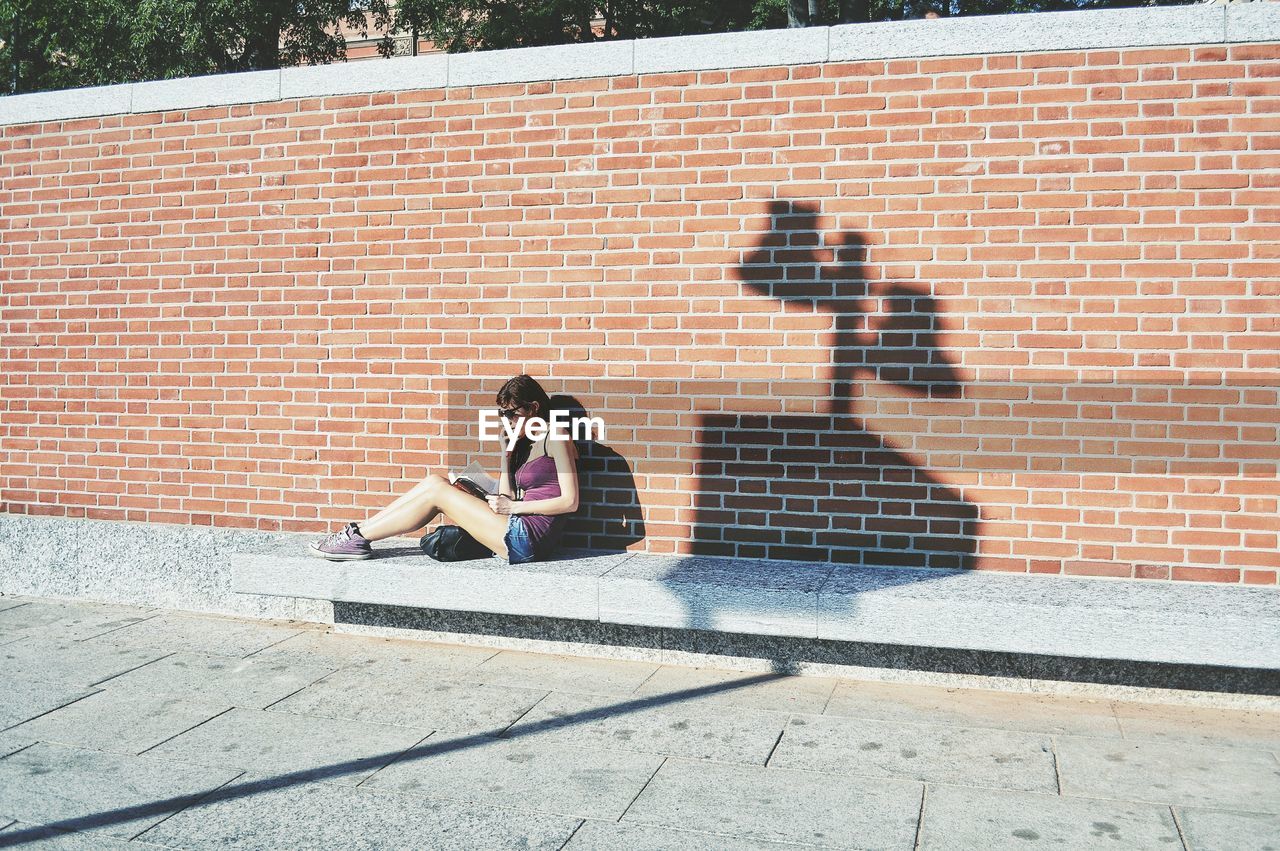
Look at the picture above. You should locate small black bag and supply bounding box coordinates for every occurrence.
[419,524,493,561]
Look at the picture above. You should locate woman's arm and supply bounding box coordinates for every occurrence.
[510,436,579,516]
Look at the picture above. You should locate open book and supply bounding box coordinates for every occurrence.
[448,460,500,500]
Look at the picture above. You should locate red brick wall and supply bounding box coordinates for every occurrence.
[2,43,1278,584]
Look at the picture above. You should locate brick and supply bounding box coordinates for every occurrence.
[2,41,1278,586]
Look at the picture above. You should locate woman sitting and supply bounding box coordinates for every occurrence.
[307,374,579,564]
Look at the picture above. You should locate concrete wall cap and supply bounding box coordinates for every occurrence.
[2,5,1273,127]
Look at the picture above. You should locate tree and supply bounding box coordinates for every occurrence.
[376,1,775,54]
[2,0,135,93]
[2,0,383,94]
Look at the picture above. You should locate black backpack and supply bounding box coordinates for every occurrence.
[419,524,493,561]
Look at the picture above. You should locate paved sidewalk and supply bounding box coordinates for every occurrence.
[0,595,1277,850]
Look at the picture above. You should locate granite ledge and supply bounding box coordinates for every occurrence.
[231,540,1280,671]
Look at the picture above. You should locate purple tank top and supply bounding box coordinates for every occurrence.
[514,440,572,551]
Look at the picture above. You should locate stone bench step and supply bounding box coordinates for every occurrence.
[232,544,1280,673]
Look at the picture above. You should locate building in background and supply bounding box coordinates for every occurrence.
[332,3,610,61]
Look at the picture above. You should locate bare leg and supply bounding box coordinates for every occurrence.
[362,477,440,531]
[358,474,510,558]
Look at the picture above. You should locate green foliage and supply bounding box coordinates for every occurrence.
[2,0,1192,95]
[2,0,380,93]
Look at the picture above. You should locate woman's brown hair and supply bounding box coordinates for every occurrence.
[496,374,556,474]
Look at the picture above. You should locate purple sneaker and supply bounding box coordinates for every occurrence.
[308,522,373,560]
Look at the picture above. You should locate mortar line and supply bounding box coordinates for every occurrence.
[763,724,787,767]
[239,629,312,660]
[614,756,666,824]
[0,741,39,762]
[555,819,587,851]
[258,674,337,712]
[818,679,838,715]
[1169,805,1192,851]
[912,784,928,851]
[629,663,663,695]
[129,769,248,843]
[136,705,238,756]
[495,689,555,738]
[0,689,103,736]
[88,652,179,688]
[75,612,165,643]
[354,731,437,789]
[1108,700,1127,740]
[1050,735,1063,796]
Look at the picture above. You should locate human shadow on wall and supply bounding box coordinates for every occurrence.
[550,393,646,552]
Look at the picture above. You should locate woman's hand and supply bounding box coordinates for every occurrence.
[487,493,517,515]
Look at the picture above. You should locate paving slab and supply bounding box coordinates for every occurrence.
[1175,807,1280,851]
[599,554,832,637]
[504,690,787,765]
[0,742,242,842]
[246,629,497,672]
[94,612,309,658]
[1112,700,1280,750]
[770,714,1058,793]
[0,636,170,689]
[268,663,547,734]
[632,667,837,715]
[135,777,579,850]
[469,649,660,697]
[917,785,1182,850]
[0,821,166,849]
[362,733,663,820]
[1055,735,1280,813]
[9,689,232,755]
[98,652,335,710]
[8,593,1280,849]
[1,677,97,731]
[566,820,810,849]
[823,680,1123,737]
[149,707,426,785]
[0,600,152,642]
[622,757,923,848]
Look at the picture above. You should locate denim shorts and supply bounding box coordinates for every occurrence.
[501,514,537,565]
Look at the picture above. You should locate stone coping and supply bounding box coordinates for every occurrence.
[2,4,1278,128]
[232,541,1280,672]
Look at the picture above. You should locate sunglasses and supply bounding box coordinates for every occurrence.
[498,406,525,420]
